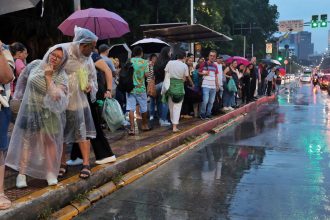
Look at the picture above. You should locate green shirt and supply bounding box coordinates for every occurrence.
[131,57,149,94]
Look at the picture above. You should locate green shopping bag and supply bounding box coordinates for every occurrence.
[227,78,238,93]
[102,98,125,132]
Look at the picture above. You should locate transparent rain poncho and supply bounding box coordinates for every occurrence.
[5,44,69,180]
[61,26,98,144]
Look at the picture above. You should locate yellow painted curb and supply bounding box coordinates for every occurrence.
[52,205,78,220]
[152,155,170,167]
[121,169,143,185]
[86,189,103,203]
[70,199,91,213]
[98,181,117,197]
[136,162,158,175]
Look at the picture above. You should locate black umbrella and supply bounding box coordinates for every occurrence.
[108,43,131,64]
[131,38,170,54]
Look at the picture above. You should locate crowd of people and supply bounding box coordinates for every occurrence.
[0,26,282,209]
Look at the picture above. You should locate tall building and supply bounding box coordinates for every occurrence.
[297,31,314,60]
[279,31,314,60]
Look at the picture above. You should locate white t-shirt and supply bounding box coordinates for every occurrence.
[165,60,189,79]
[216,63,223,87]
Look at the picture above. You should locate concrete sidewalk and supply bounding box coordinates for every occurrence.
[0,95,276,220]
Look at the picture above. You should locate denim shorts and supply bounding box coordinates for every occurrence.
[126,92,148,113]
[0,107,11,151]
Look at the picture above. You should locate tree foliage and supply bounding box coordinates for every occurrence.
[0,0,278,60]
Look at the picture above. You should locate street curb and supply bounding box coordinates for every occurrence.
[0,96,275,220]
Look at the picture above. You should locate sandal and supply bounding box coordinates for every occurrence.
[0,193,11,210]
[79,165,91,179]
[141,127,152,132]
[128,129,135,136]
[58,164,68,179]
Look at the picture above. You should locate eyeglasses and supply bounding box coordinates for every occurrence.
[50,52,63,61]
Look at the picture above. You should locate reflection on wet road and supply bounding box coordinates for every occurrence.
[76,84,330,220]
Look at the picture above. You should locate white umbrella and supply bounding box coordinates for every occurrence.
[131,38,169,54]
[0,0,41,15]
[261,59,281,66]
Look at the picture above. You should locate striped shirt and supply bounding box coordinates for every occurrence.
[199,61,218,89]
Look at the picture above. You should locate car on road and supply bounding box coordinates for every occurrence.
[300,71,312,83]
[319,74,330,89]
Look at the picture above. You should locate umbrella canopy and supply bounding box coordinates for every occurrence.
[261,59,281,66]
[0,0,40,15]
[108,43,131,64]
[219,54,231,61]
[131,38,169,54]
[278,67,286,76]
[58,8,130,40]
[226,56,250,66]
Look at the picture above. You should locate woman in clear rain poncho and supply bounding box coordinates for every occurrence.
[5,44,69,187]
[59,26,98,179]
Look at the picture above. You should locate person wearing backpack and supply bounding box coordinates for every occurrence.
[126,46,150,135]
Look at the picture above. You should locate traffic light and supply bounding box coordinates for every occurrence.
[320,14,327,27]
[311,15,319,28]
[277,52,283,62]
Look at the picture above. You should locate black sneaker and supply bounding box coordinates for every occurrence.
[206,115,213,120]
[200,114,206,120]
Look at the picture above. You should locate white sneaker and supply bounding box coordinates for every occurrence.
[16,174,27,188]
[46,173,58,186]
[95,155,116,165]
[66,158,83,166]
[222,107,229,111]
[122,120,130,126]
[228,107,234,111]
[161,120,171,127]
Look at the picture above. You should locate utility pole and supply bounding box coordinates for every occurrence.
[232,23,261,58]
[74,0,81,11]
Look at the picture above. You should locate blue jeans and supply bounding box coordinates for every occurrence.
[0,107,11,150]
[149,96,156,117]
[156,82,169,121]
[223,88,235,107]
[200,87,216,117]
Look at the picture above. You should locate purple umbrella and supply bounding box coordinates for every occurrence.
[58,8,130,40]
[225,56,250,66]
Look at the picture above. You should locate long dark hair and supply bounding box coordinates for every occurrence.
[155,47,170,67]
[9,42,26,56]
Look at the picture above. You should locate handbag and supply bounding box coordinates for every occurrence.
[147,78,157,97]
[102,98,125,132]
[227,78,238,93]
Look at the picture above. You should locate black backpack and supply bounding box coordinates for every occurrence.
[117,61,134,93]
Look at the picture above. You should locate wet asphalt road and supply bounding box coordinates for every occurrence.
[76,83,330,220]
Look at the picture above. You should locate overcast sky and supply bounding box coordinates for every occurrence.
[269,0,330,54]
